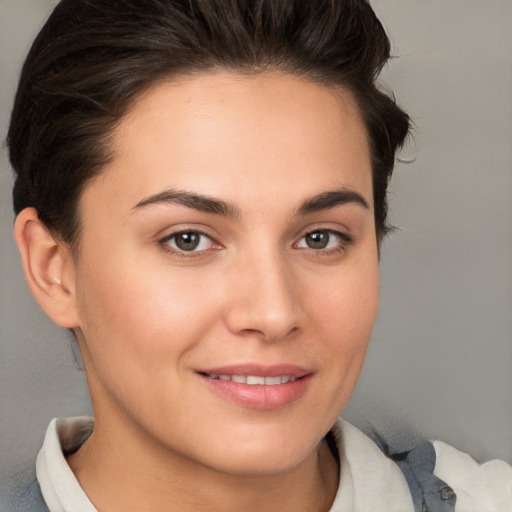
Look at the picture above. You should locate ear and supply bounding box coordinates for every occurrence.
[13,207,80,328]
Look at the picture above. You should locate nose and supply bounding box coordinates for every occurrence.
[224,249,303,342]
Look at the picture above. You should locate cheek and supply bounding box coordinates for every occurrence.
[304,253,379,385]
[310,255,379,338]
[73,252,229,436]
[74,247,221,376]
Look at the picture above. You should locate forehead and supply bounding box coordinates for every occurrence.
[84,71,372,216]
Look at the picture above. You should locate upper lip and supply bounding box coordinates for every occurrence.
[197,364,311,378]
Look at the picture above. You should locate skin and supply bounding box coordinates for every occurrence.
[15,71,379,511]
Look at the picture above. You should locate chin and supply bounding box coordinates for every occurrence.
[189,428,322,477]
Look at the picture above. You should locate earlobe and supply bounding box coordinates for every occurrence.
[13,207,80,328]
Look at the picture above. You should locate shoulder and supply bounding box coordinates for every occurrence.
[1,469,49,512]
[331,419,415,511]
[432,439,512,512]
[334,418,512,512]
[17,480,50,512]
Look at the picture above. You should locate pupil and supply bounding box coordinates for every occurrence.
[306,231,329,249]
[176,232,200,251]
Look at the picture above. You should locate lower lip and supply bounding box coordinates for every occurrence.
[200,375,312,410]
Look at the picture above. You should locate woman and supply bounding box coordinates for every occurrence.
[6,0,511,511]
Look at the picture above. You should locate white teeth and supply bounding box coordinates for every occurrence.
[207,374,297,385]
[247,376,265,385]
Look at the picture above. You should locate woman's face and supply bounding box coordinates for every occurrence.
[72,71,379,474]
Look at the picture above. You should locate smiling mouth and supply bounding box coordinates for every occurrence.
[197,367,311,409]
[202,374,297,385]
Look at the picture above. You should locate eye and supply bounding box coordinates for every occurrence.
[162,231,215,252]
[295,229,349,250]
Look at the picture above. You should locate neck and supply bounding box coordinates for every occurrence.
[67,410,339,512]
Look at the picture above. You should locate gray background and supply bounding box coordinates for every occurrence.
[1,0,511,497]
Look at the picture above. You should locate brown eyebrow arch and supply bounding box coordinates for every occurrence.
[297,188,370,216]
[133,187,368,218]
[132,189,241,219]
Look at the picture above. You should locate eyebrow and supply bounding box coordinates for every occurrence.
[296,189,369,215]
[133,189,241,219]
[132,187,369,218]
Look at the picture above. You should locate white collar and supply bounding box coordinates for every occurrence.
[37,417,97,512]
[329,419,413,511]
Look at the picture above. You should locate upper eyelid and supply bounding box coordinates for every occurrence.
[296,225,353,242]
[158,226,219,243]
[296,228,352,244]
[160,229,210,241]
[158,229,213,247]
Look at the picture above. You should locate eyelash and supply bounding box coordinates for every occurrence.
[159,230,219,258]
[294,229,353,256]
[158,228,353,258]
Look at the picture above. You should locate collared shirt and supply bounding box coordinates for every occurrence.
[36,417,512,512]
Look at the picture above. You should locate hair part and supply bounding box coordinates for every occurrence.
[8,0,410,249]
